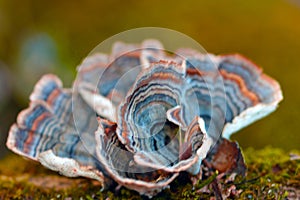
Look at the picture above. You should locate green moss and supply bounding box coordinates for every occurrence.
[0,147,299,199]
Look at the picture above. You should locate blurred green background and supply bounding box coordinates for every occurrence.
[0,0,299,158]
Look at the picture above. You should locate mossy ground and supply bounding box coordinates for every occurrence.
[0,147,299,199]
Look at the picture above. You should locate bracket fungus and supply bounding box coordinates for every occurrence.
[6,40,283,197]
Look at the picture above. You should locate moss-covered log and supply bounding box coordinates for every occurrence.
[0,147,299,199]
